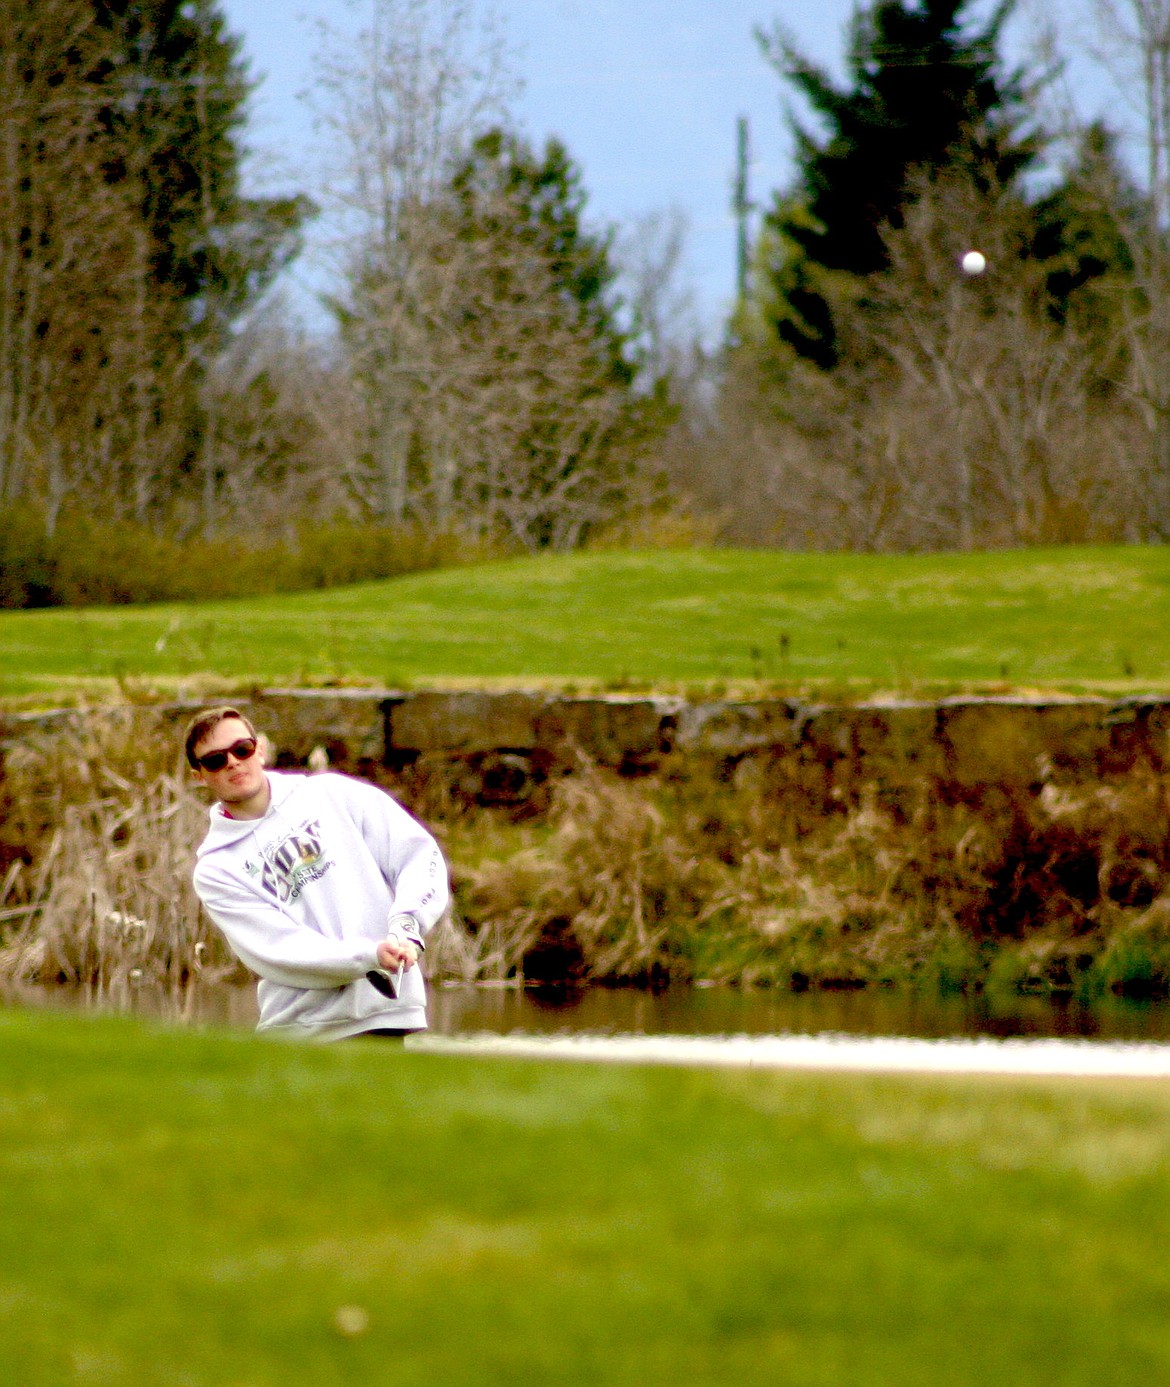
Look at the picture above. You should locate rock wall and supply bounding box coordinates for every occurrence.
[4,688,1167,799]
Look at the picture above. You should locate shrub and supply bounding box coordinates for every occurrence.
[0,507,499,608]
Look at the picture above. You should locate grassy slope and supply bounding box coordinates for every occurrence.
[2,546,1170,702]
[3,1010,1170,1386]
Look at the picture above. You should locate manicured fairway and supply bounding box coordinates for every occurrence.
[2,546,1170,702]
[3,1008,1170,1386]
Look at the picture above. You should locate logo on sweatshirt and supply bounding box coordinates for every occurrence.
[258,820,335,903]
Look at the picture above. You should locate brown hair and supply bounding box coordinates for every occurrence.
[183,706,257,769]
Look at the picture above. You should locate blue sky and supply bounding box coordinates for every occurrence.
[220,0,1112,338]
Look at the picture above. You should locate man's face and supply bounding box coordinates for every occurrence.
[192,716,267,805]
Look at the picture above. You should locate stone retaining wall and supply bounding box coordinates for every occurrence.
[4,689,1168,798]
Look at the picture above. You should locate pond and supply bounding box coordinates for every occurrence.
[6,978,1170,1044]
[429,982,1170,1043]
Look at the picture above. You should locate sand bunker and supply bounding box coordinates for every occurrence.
[414,1030,1170,1079]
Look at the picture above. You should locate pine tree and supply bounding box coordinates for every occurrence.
[0,0,310,523]
[448,129,636,391]
[1031,122,1140,338]
[91,0,310,349]
[755,0,1040,366]
[443,129,667,546]
[337,126,664,546]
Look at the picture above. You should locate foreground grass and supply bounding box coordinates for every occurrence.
[3,1010,1170,1385]
[2,545,1170,704]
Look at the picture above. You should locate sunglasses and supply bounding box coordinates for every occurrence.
[195,737,258,772]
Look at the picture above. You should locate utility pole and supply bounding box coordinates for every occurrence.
[733,115,753,302]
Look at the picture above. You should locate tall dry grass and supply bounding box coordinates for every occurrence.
[5,712,1170,1013]
[0,711,239,1008]
[440,753,1170,999]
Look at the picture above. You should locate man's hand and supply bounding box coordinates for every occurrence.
[377,937,419,971]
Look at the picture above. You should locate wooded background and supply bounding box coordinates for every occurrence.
[5,0,1170,604]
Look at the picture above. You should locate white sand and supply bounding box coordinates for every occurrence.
[413,1030,1170,1078]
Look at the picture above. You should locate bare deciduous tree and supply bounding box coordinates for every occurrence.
[1035,0,1170,533]
[689,174,1150,551]
[313,0,513,523]
[615,208,700,387]
[312,0,659,549]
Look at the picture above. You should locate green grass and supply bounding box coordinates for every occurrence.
[2,545,1170,704]
[4,1009,1170,1385]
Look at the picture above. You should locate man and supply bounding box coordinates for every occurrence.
[185,706,448,1041]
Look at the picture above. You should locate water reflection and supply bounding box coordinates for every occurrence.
[6,979,1170,1042]
[430,983,1170,1043]
[0,980,260,1030]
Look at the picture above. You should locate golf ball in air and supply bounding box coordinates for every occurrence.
[960,250,987,275]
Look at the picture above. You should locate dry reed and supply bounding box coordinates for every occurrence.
[437,752,1170,998]
[5,712,1170,1013]
[0,710,240,1007]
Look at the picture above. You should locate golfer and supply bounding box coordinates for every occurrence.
[186,705,448,1041]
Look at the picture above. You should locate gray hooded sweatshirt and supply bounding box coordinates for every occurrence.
[193,770,449,1040]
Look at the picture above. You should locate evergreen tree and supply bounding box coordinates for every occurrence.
[0,0,310,523]
[336,125,664,546]
[91,0,310,348]
[1031,122,1140,334]
[755,0,1040,366]
[448,129,637,391]
[443,129,665,546]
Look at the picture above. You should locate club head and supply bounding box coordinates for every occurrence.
[365,968,399,1000]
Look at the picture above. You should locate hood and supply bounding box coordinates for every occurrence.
[195,771,306,860]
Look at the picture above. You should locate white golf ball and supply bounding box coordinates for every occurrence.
[960,250,987,276]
